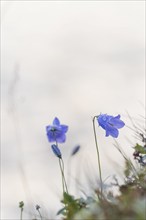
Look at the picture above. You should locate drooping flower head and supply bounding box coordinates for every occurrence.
[51,144,62,159]
[46,117,68,143]
[97,114,125,138]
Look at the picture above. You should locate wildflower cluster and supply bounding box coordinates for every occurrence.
[18,113,146,220]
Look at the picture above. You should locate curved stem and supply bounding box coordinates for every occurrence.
[92,116,103,198]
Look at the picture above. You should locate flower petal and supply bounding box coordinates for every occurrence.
[114,114,120,119]
[46,131,56,142]
[110,116,125,129]
[105,124,119,138]
[61,125,68,133]
[53,117,60,126]
[97,114,108,129]
[105,129,110,137]
[56,133,66,143]
[46,125,52,132]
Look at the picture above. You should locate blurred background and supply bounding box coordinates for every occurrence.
[1,1,145,219]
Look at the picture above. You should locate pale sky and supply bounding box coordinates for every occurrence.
[1,1,145,219]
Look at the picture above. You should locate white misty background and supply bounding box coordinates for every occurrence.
[1,1,145,219]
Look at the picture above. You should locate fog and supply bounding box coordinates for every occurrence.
[1,1,145,219]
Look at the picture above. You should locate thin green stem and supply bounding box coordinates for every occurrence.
[59,158,65,195]
[60,158,69,194]
[92,116,103,198]
[55,140,65,195]
[55,140,68,194]
[59,158,68,212]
